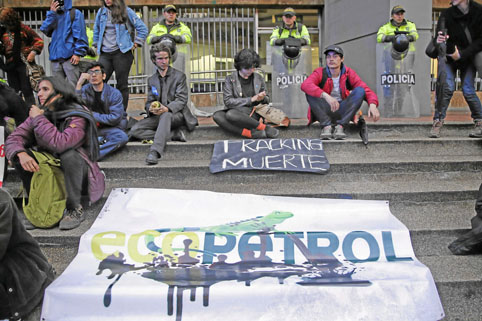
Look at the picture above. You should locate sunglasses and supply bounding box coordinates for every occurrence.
[88,69,102,75]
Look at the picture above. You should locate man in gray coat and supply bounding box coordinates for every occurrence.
[129,43,197,165]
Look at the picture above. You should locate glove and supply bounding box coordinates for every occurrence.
[150,36,163,44]
[86,47,97,57]
[300,38,307,46]
[384,35,395,42]
[173,35,183,43]
[407,35,415,42]
[274,38,285,46]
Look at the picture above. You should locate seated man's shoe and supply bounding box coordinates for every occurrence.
[333,125,346,140]
[146,150,161,165]
[265,126,279,138]
[320,125,332,140]
[171,128,187,142]
[469,119,482,138]
[59,205,85,230]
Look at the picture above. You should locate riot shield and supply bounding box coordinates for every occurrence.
[271,44,312,118]
[376,42,420,118]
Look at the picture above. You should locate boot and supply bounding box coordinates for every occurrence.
[429,120,443,138]
[469,119,482,138]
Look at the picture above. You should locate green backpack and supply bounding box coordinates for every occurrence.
[23,151,67,228]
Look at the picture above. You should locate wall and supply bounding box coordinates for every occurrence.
[323,0,433,115]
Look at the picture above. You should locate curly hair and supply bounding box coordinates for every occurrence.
[101,0,128,24]
[150,43,171,62]
[233,48,260,71]
[0,7,21,31]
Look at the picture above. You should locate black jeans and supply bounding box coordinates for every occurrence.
[6,63,35,107]
[13,149,88,210]
[98,49,134,110]
[213,108,261,136]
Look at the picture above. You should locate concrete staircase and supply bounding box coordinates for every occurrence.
[5,121,482,320]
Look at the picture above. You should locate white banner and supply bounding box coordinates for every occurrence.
[42,189,444,321]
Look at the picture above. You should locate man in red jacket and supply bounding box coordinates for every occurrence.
[301,45,380,140]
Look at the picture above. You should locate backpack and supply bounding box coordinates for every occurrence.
[319,67,353,91]
[21,56,45,92]
[23,151,67,228]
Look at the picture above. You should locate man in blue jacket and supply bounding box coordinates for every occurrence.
[76,62,128,160]
[40,0,88,86]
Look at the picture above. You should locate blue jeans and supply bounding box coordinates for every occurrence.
[97,127,129,160]
[306,87,366,127]
[433,62,482,121]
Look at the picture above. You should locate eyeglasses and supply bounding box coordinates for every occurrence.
[88,69,102,75]
[284,14,293,18]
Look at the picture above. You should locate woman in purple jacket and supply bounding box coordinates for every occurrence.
[6,76,105,230]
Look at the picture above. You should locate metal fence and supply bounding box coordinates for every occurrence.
[6,6,257,98]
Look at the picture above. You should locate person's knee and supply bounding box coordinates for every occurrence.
[225,109,244,122]
[462,86,477,97]
[213,110,226,126]
[352,86,366,96]
[115,131,129,145]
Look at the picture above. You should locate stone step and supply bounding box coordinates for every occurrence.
[102,137,482,162]
[5,156,482,186]
[181,122,478,141]
[4,170,481,203]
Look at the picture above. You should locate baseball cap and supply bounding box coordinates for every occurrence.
[324,45,344,57]
[282,7,296,16]
[164,5,177,13]
[391,5,405,15]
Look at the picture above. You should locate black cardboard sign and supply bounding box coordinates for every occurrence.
[209,138,330,174]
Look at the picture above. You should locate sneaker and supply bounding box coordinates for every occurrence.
[59,206,85,230]
[429,120,443,138]
[251,130,267,139]
[265,126,279,138]
[469,120,482,138]
[333,125,346,140]
[320,126,332,140]
[146,150,161,165]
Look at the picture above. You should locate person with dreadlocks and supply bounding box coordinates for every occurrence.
[0,7,44,106]
[5,76,105,230]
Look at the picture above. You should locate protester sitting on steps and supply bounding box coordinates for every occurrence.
[76,62,129,160]
[213,48,280,139]
[128,43,197,165]
[6,76,105,230]
[301,45,380,140]
[0,189,55,320]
